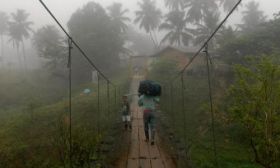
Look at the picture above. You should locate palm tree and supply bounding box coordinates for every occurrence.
[219,0,240,12]
[108,3,130,33]
[8,9,33,69]
[164,0,186,10]
[193,10,221,50]
[159,10,192,47]
[239,1,266,33]
[134,0,162,47]
[0,11,9,67]
[185,0,218,23]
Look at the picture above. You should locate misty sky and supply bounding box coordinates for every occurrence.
[1,0,279,30]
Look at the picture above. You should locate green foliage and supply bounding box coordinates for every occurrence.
[0,68,130,168]
[193,10,221,50]
[0,70,66,109]
[67,2,126,83]
[219,16,280,65]
[134,0,162,33]
[8,9,33,47]
[33,25,67,73]
[107,3,130,33]
[227,57,280,168]
[0,11,9,35]
[159,10,192,47]
[185,0,218,23]
[239,1,266,33]
[148,55,266,167]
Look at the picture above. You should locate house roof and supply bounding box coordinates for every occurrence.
[150,46,198,57]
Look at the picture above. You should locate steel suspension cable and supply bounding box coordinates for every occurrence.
[107,81,110,117]
[67,38,73,168]
[181,74,187,149]
[114,86,117,112]
[170,84,174,127]
[204,45,218,167]
[97,72,100,135]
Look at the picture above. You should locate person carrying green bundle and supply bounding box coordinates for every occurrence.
[138,94,160,145]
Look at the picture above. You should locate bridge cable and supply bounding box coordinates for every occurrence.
[67,38,73,168]
[107,81,110,117]
[97,72,100,135]
[114,86,117,112]
[180,74,187,151]
[170,84,174,128]
[204,44,219,167]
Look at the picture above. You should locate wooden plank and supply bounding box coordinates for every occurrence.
[139,140,150,158]
[149,144,160,159]
[127,159,139,168]
[151,159,165,168]
[138,108,143,119]
[132,118,138,127]
[138,118,144,127]
[138,126,146,141]
[128,139,139,159]
[139,159,151,168]
[131,127,138,141]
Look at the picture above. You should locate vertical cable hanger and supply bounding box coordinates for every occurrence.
[67,37,73,168]
[97,72,100,135]
[181,74,187,150]
[107,81,110,117]
[204,44,218,167]
[170,83,174,127]
[114,86,117,113]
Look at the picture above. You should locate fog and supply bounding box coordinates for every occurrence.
[0,0,279,68]
[1,0,279,29]
[1,1,280,167]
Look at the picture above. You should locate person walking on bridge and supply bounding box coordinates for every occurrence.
[138,94,160,145]
[121,95,131,130]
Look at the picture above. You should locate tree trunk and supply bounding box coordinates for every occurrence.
[16,45,22,69]
[149,31,158,50]
[152,30,159,48]
[22,41,27,71]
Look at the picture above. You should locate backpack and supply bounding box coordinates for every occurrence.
[138,80,161,96]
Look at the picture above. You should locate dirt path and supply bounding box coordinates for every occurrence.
[117,75,176,168]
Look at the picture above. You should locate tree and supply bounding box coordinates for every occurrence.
[107,3,130,33]
[159,10,192,47]
[219,14,280,65]
[219,0,240,12]
[193,10,221,50]
[68,2,124,84]
[239,1,266,33]
[134,0,162,47]
[228,57,280,168]
[33,25,66,74]
[164,0,185,11]
[185,0,218,23]
[8,9,33,69]
[0,11,9,67]
[216,26,237,48]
